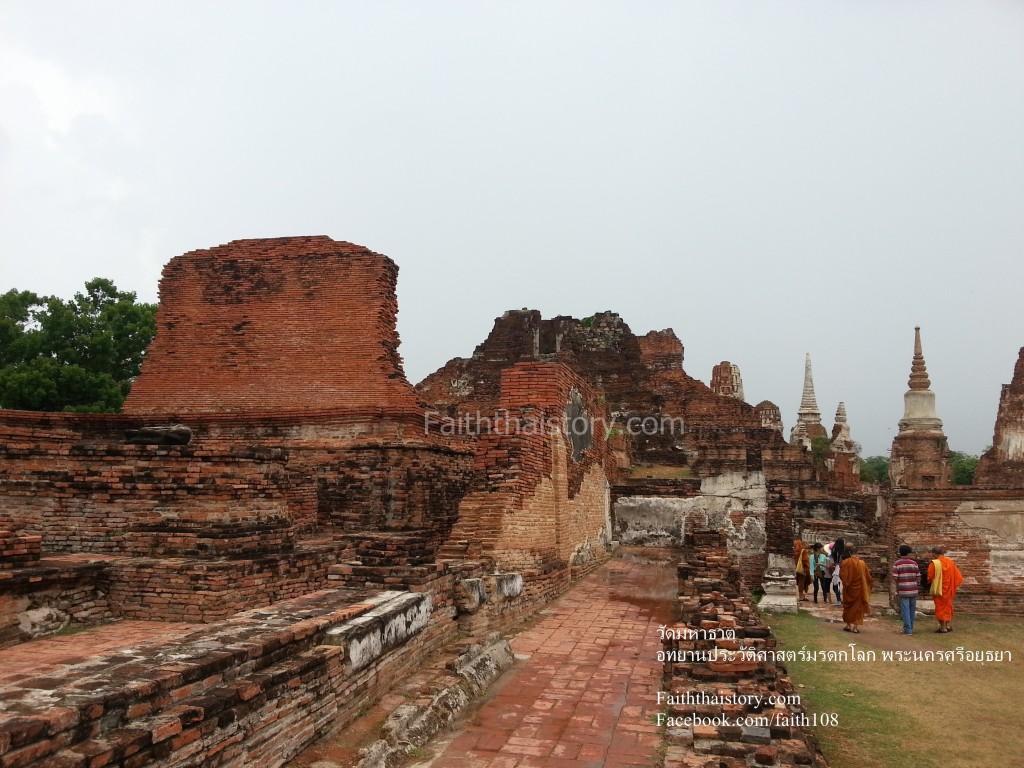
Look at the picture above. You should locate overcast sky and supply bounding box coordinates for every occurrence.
[1,1,1021,456]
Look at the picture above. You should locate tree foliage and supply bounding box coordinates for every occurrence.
[0,279,157,412]
[949,451,979,486]
[860,455,890,484]
[810,436,832,467]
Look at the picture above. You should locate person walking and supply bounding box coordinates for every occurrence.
[811,543,830,603]
[891,544,921,635]
[927,546,964,633]
[841,544,873,633]
[828,538,845,603]
[794,539,810,602]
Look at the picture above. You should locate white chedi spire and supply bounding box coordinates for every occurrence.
[831,402,857,453]
[899,327,943,434]
[798,353,820,420]
[790,353,825,448]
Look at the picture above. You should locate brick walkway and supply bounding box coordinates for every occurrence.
[428,550,678,768]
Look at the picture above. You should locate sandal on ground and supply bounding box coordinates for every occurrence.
[852,628,860,633]
[843,627,852,632]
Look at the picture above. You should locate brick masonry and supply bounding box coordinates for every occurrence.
[662,530,827,768]
[445,362,612,574]
[0,588,447,768]
[976,346,1024,488]
[882,487,1024,613]
[0,556,113,649]
[123,237,424,420]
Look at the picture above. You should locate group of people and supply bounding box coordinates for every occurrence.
[793,538,964,635]
[891,544,964,634]
[793,538,845,605]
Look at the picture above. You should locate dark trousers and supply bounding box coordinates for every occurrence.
[813,575,831,602]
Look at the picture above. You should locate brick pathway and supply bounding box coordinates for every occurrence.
[0,620,197,688]
[427,550,678,768]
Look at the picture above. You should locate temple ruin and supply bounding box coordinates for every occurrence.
[882,332,1024,613]
[0,238,1022,767]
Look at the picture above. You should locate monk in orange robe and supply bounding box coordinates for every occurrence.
[793,539,810,602]
[840,544,873,633]
[927,546,964,633]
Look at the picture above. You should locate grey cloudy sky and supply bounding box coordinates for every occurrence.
[1,1,1021,456]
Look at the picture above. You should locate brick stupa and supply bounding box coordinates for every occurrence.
[124,236,424,419]
[889,327,950,489]
[710,361,745,400]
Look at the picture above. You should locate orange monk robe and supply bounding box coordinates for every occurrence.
[794,541,810,591]
[927,555,964,622]
[840,556,873,625]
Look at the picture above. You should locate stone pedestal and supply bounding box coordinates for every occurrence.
[758,560,798,614]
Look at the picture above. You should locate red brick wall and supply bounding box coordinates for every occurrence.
[0,413,311,556]
[106,540,356,621]
[884,487,1024,613]
[124,236,424,418]
[448,362,612,573]
[0,408,473,560]
[0,560,113,648]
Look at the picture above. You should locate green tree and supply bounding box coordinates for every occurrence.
[810,436,832,467]
[860,455,890,484]
[949,451,979,486]
[0,279,156,412]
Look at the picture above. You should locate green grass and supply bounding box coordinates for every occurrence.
[766,610,1024,768]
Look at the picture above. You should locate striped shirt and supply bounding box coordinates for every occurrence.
[891,557,921,596]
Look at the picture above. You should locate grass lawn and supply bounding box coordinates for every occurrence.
[765,608,1024,768]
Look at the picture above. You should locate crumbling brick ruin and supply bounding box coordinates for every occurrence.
[0,238,613,767]
[710,361,745,400]
[975,346,1024,488]
[661,530,827,768]
[417,309,878,590]
[3,236,1022,768]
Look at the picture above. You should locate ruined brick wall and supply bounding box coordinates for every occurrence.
[449,362,612,573]
[0,589,451,768]
[311,445,473,550]
[417,309,814,485]
[107,539,353,621]
[661,530,827,767]
[124,236,423,420]
[0,409,473,562]
[0,530,40,569]
[883,488,1024,613]
[0,559,113,648]
[637,329,684,372]
[976,347,1024,488]
[612,474,769,588]
[0,412,313,556]
[889,431,951,490]
[826,451,861,495]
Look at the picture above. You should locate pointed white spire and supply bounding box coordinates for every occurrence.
[790,353,825,448]
[798,353,820,419]
[899,327,943,433]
